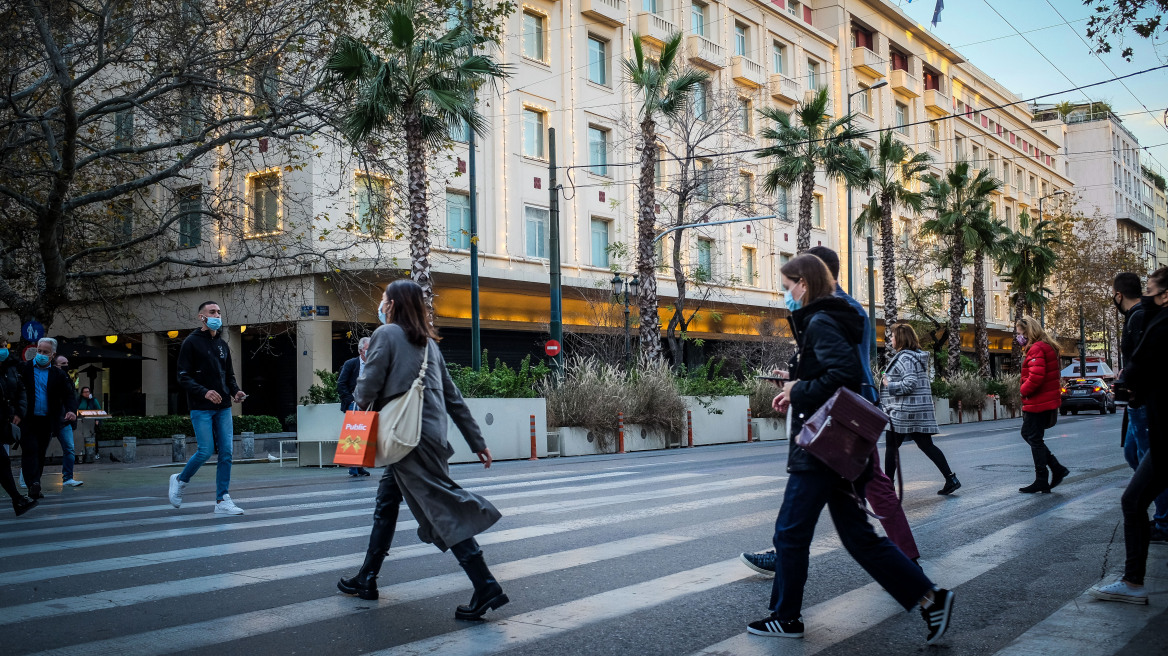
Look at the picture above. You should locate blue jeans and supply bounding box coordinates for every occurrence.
[1123,406,1168,528]
[179,408,234,501]
[770,469,933,619]
[57,423,75,481]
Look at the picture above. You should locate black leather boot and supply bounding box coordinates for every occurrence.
[12,495,37,517]
[456,553,509,620]
[937,474,961,495]
[28,482,43,500]
[337,570,379,600]
[1048,458,1070,490]
[1019,471,1051,494]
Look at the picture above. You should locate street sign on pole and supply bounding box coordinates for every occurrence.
[21,320,45,343]
[544,340,561,358]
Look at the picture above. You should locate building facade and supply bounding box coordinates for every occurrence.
[3,0,1082,417]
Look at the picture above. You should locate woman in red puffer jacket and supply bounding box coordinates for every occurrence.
[1016,315,1069,494]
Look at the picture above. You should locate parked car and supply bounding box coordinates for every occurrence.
[1059,378,1116,415]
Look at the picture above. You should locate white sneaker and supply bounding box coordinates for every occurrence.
[1089,579,1148,605]
[168,473,186,508]
[214,494,244,515]
[63,478,84,487]
[19,472,25,488]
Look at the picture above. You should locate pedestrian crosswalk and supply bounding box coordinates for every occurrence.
[3,444,1165,656]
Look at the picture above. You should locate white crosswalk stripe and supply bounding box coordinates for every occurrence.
[3,446,1154,656]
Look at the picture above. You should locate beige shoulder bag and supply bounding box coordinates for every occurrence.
[374,341,429,466]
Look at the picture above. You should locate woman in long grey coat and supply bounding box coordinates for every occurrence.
[337,279,508,621]
[882,323,960,495]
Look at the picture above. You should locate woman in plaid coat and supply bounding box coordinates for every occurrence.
[882,323,960,495]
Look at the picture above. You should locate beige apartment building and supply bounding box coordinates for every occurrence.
[1147,169,1168,267]
[6,0,1078,418]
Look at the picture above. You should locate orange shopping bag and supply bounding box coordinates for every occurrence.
[334,410,377,468]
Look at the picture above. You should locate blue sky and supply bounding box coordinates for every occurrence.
[896,0,1168,176]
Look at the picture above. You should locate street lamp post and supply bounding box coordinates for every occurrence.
[846,78,887,296]
[612,273,639,368]
[1036,189,1068,327]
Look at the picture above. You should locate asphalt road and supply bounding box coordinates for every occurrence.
[2,411,1165,656]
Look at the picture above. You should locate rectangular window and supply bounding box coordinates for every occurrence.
[252,56,279,112]
[776,185,790,219]
[250,172,280,234]
[895,102,909,135]
[988,153,997,176]
[788,0,799,18]
[655,147,665,188]
[591,218,610,267]
[740,171,754,203]
[1005,206,1013,229]
[355,173,390,234]
[972,145,980,165]
[857,84,870,115]
[691,2,706,37]
[643,0,659,12]
[449,117,470,143]
[772,41,785,75]
[524,205,549,258]
[180,91,201,138]
[177,186,201,248]
[928,122,939,148]
[588,126,609,176]
[522,108,545,159]
[693,81,709,120]
[1002,164,1010,185]
[114,199,133,238]
[955,136,964,160]
[742,247,756,284]
[522,11,545,61]
[738,97,752,133]
[734,23,747,57]
[114,110,134,145]
[446,192,471,248]
[812,194,823,228]
[588,37,607,85]
[1029,175,1036,195]
[806,60,820,90]
[695,158,712,201]
[696,238,713,280]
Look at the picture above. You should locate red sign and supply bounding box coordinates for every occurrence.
[22,345,37,362]
[545,340,561,357]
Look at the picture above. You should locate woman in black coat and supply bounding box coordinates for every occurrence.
[1090,266,1168,605]
[0,336,35,516]
[747,254,954,644]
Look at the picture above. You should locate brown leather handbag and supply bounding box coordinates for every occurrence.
[796,386,891,481]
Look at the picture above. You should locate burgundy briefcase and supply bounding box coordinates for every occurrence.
[795,386,890,481]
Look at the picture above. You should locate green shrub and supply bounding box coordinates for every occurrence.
[930,379,953,399]
[540,356,626,451]
[747,372,785,419]
[300,369,339,405]
[677,359,748,397]
[624,359,686,436]
[948,371,988,409]
[448,351,551,398]
[994,373,1023,412]
[985,378,1007,397]
[96,414,284,440]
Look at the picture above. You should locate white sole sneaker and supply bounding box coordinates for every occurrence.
[214,504,244,515]
[168,473,184,508]
[1089,581,1148,605]
[63,479,84,487]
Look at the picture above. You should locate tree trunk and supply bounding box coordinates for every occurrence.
[404,112,434,321]
[1012,291,1026,371]
[636,117,662,361]
[796,168,815,252]
[972,248,990,377]
[947,240,966,378]
[667,216,687,367]
[879,194,898,351]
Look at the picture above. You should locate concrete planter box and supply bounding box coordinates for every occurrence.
[626,424,678,451]
[683,396,749,445]
[447,398,548,464]
[558,426,610,456]
[296,403,344,442]
[751,416,787,441]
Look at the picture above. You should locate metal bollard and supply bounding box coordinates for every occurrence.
[123,435,137,463]
[617,412,625,454]
[172,434,186,462]
[687,410,693,448]
[242,431,255,459]
[528,415,538,460]
[746,408,753,442]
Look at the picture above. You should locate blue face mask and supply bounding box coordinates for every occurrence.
[784,290,802,313]
[34,353,50,367]
[205,317,223,331]
[0,348,8,361]
[378,307,387,325]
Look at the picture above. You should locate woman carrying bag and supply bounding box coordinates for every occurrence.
[882,323,959,495]
[747,255,955,644]
[1015,315,1069,494]
[338,280,508,621]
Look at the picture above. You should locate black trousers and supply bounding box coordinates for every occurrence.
[1020,410,1062,477]
[0,443,17,501]
[1122,452,1168,585]
[885,430,953,483]
[20,416,51,488]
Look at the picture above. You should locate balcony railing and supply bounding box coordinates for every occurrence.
[924,88,950,115]
[687,34,726,69]
[769,74,801,103]
[1117,209,1155,233]
[890,69,921,98]
[731,55,765,88]
[582,0,626,26]
[636,12,677,45]
[851,47,886,78]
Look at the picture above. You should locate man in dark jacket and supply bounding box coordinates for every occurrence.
[337,337,371,476]
[169,301,247,515]
[1113,272,1166,541]
[19,337,77,500]
[1,335,35,515]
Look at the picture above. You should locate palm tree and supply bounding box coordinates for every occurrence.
[623,33,708,362]
[756,88,868,252]
[998,211,1061,369]
[921,162,1000,377]
[325,1,509,316]
[853,132,931,350]
[969,211,1008,376]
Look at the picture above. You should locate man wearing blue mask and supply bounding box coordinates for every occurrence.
[170,301,247,515]
[19,338,77,500]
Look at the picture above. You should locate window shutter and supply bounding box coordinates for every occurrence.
[803,6,812,24]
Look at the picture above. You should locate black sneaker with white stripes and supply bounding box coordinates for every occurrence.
[920,588,955,644]
[746,614,803,638]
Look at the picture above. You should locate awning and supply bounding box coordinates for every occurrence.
[55,343,155,365]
